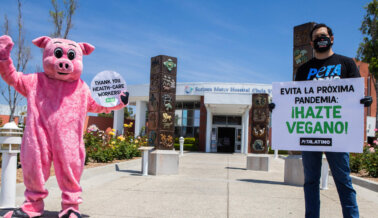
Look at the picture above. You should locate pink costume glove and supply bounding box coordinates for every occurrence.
[0,35,14,60]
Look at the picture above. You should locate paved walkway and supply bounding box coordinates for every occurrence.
[1,152,377,218]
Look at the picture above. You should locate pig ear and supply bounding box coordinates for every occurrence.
[32,36,51,49]
[78,42,95,55]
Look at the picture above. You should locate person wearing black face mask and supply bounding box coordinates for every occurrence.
[295,23,361,81]
[313,34,333,53]
[292,24,371,218]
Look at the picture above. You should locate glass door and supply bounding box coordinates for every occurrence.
[235,127,242,153]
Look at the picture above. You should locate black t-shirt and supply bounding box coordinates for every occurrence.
[295,53,360,81]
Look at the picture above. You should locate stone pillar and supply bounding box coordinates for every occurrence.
[284,155,304,186]
[135,100,147,137]
[250,94,270,154]
[293,22,316,80]
[113,109,124,135]
[247,94,270,171]
[147,55,179,175]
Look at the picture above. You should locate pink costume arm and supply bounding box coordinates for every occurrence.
[0,58,34,97]
[87,93,125,114]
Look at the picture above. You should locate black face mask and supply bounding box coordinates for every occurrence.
[313,36,332,53]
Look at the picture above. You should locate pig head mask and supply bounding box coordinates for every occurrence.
[33,36,94,82]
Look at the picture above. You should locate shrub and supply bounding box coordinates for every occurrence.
[173,137,199,151]
[361,143,378,177]
[84,124,143,163]
[267,146,288,155]
[174,143,197,151]
[184,137,196,144]
[349,153,363,173]
[84,129,115,163]
[349,141,378,178]
[363,152,378,177]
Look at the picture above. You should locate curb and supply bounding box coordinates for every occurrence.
[275,156,378,192]
[80,158,141,180]
[0,158,142,194]
[350,175,378,192]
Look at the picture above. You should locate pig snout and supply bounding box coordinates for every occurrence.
[54,59,73,74]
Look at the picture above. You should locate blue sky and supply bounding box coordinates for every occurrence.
[0,0,373,89]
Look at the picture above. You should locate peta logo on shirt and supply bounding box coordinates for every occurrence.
[307,64,341,80]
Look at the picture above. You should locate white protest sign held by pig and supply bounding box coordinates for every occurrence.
[272,78,364,153]
[91,70,127,107]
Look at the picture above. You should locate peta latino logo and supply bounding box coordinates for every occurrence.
[185,86,194,94]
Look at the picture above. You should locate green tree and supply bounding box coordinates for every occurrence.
[357,0,378,124]
[357,0,378,75]
[49,0,78,39]
[124,107,133,118]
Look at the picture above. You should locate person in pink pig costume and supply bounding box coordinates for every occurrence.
[0,35,129,218]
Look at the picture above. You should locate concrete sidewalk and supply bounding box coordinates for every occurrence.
[1,152,377,218]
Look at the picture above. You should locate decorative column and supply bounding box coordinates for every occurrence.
[135,100,147,137]
[293,22,316,80]
[147,55,179,175]
[247,94,270,171]
[250,94,270,153]
[113,109,124,135]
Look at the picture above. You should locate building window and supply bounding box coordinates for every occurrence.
[174,101,200,138]
[228,116,242,125]
[213,116,227,125]
[175,110,182,126]
[213,115,242,125]
[194,110,200,127]
[182,110,188,126]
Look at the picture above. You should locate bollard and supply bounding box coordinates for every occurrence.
[0,122,23,209]
[179,136,184,156]
[274,149,278,159]
[138,146,154,176]
[142,150,149,176]
[320,154,329,190]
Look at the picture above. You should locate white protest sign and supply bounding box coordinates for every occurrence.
[272,78,364,153]
[90,71,127,107]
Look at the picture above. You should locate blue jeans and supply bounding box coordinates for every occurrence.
[302,151,359,218]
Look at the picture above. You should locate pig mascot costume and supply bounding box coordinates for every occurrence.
[0,35,128,218]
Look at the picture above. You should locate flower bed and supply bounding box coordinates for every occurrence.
[84,123,145,163]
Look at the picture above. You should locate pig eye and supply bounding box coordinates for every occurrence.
[54,48,63,59]
[67,49,76,60]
